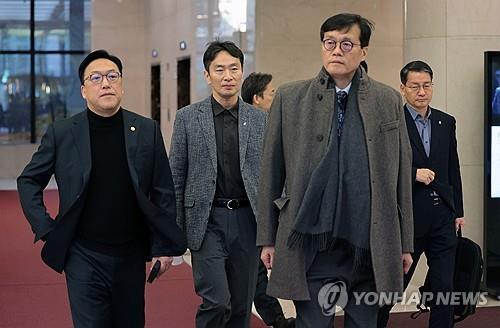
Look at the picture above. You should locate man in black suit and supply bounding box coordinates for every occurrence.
[378,60,465,328]
[17,49,187,328]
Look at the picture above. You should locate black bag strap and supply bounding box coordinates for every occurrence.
[410,303,430,319]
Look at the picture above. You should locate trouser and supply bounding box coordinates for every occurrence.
[253,258,284,325]
[377,203,457,328]
[294,249,378,328]
[191,206,259,328]
[64,241,146,328]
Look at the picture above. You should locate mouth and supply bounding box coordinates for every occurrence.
[100,93,116,97]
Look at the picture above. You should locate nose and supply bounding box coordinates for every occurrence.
[222,69,233,80]
[101,77,111,87]
[416,87,426,95]
[331,42,343,55]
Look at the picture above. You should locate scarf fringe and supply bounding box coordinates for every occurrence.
[287,230,371,268]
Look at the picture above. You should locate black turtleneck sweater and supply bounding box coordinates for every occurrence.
[77,109,146,255]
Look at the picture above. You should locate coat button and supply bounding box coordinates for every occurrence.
[317,94,323,101]
[320,78,325,85]
[316,134,324,141]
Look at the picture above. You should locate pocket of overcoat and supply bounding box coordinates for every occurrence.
[379,120,399,132]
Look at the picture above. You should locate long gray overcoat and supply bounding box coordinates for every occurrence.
[256,68,414,300]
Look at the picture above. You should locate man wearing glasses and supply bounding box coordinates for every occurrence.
[257,13,413,327]
[17,49,187,327]
[378,61,465,328]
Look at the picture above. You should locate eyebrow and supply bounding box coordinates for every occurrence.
[88,69,118,75]
[214,63,239,68]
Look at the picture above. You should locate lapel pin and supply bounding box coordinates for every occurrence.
[243,122,247,126]
[438,120,442,125]
[130,126,136,131]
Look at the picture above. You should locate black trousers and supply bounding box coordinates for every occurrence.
[378,202,457,328]
[253,259,284,325]
[294,249,378,328]
[64,241,146,328]
[191,206,259,328]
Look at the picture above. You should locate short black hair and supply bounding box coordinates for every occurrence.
[203,40,244,72]
[241,72,273,105]
[400,60,433,84]
[78,49,123,85]
[320,13,374,48]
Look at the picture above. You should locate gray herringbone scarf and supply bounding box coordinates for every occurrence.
[288,69,372,268]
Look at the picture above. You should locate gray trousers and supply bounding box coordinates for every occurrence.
[191,206,259,328]
[294,249,378,328]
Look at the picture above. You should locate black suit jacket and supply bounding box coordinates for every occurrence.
[404,105,464,237]
[17,108,187,273]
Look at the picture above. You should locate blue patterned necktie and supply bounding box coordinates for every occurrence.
[337,91,348,138]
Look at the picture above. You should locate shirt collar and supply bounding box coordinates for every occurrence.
[211,96,239,118]
[406,104,431,121]
[326,75,353,94]
[335,82,352,95]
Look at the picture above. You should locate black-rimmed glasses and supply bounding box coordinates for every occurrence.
[84,71,122,84]
[322,39,361,52]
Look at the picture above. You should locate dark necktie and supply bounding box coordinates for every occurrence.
[337,91,348,138]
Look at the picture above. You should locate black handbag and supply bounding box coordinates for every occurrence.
[411,227,484,323]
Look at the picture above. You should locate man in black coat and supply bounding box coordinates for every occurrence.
[17,49,186,328]
[378,60,465,328]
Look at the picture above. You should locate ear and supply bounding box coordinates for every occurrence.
[80,84,86,99]
[400,84,406,97]
[203,70,211,85]
[361,46,368,61]
[252,94,260,106]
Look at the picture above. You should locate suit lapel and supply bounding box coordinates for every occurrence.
[122,109,140,186]
[198,100,217,172]
[404,106,428,161]
[71,111,92,185]
[239,103,250,170]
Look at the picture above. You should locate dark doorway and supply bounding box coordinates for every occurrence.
[177,57,191,109]
[151,64,161,123]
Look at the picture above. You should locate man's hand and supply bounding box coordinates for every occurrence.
[416,168,435,185]
[261,246,275,270]
[455,217,465,231]
[402,253,413,274]
[150,256,173,278]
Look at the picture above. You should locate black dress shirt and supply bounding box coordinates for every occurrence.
[212,97,246,199]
